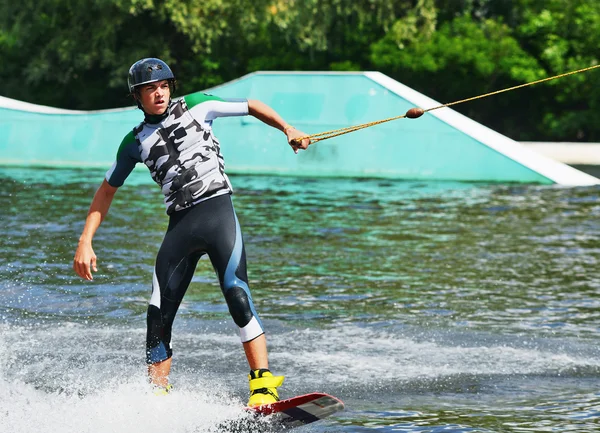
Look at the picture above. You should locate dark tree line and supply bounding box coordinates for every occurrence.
[1,0,599,141]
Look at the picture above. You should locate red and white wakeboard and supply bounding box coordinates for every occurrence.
[246,392,344,428]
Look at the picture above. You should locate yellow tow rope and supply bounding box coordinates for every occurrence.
[297,63,600,144]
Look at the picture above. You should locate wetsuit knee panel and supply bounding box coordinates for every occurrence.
[225,286,254,328]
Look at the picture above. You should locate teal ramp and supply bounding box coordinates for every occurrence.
[0,95,139,167]
[0,72,597,185]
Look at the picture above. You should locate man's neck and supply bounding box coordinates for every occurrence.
[144,102,171,124]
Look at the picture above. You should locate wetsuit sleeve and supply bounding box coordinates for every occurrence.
[184,94,249,122]
[105,131,141,187]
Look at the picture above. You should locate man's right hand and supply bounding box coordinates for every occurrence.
[73,180,118,281]
[73,242,98,281]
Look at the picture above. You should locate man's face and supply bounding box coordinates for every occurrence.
[137,80,171,115]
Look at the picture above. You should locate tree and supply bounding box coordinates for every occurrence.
[512,0,600,140]
[0,0,598,141]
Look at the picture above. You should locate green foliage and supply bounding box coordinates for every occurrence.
[0,0,599,141]
[370,0,600,140]
[370,13,548,139]
[514,0,600,140]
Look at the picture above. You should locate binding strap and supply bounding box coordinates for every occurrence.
[249,375,285,391]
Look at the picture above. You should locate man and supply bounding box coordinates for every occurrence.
[73,58,310,406]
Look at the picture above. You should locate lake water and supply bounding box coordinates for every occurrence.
[1,166,600,432]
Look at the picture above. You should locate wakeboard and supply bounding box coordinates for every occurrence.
[246,392,344,428]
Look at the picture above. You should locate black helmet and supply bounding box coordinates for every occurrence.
[128,58,175,92]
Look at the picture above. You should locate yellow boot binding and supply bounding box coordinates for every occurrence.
[247,369,285,407]
[152,383,173,396]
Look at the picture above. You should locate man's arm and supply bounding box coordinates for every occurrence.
[73,179,118,281]
[247,99,311,153]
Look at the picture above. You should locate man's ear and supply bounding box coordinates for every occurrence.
[130,89,144,111]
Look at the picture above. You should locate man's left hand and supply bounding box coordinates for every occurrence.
[286,127,311,154]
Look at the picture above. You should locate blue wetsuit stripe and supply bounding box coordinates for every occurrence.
[224,211,262,330]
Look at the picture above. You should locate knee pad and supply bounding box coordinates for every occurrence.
[224,286,254,328]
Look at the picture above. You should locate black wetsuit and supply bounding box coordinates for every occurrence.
[105,94,264,364]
